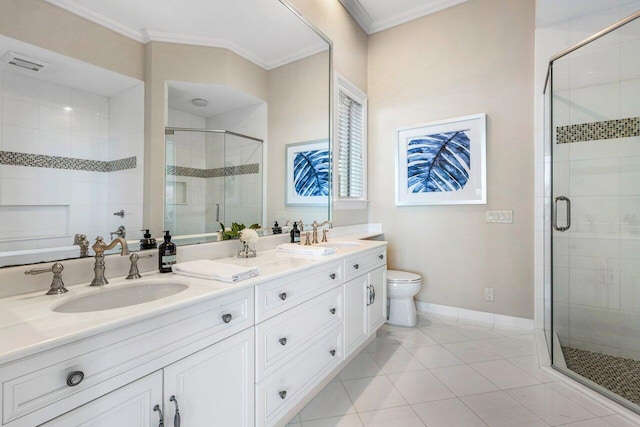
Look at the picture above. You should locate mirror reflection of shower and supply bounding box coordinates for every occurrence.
[164,81,266,237]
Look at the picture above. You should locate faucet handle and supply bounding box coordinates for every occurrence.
[126,253,155,280]
[25,262,68,295]
[322,229,329,243]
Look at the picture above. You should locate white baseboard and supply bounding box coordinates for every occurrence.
[415,301,534,330]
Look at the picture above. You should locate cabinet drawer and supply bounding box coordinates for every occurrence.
[1,287,253,427]
[255,286,343,381]
[255,260,342,323]
[256,325,343,427]
[345,246,386,280]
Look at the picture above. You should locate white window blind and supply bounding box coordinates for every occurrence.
[337,90,364,199]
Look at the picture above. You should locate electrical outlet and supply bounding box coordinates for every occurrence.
[485,287,495,302]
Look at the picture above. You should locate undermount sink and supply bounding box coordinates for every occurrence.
[316,241,363,248]
[53,280,189,313]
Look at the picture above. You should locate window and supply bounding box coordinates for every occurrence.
[334,74,368,209]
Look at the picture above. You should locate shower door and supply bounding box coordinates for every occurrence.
[548,12,640,412]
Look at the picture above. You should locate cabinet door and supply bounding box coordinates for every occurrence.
[368,266,387,334]
[344,275,368,356]
[163,327,254,427]
[41,372,163,427]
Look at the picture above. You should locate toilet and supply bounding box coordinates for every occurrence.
[386,270,422,327]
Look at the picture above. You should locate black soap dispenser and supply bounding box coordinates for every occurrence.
[272,221,282,234]
[290,222,301,244]
[159,230,177,273]
[139,229,157,250]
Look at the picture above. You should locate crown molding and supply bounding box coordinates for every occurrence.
[338,0,373,34]
[339,0,470,35]
[369,0,469,33]
[44,0,145,42]
[264,43,329,71]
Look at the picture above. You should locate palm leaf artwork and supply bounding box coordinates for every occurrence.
[407,130,471,193]
[293,149,330,197]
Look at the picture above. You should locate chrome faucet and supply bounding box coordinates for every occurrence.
[311,220,333,244]
[284,219,304,231]
[90,236,129,287]
[73,233,90,257]
[109,225,127,240]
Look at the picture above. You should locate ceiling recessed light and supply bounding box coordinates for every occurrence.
[192,98,208,107]
[63,106,73,112]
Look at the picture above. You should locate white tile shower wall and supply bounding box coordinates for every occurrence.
[534,1,640,357]
[107,84,144,241]
[0,70,114,251]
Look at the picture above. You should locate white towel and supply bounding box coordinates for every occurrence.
[276,243,337,256]
[172,260,260,282]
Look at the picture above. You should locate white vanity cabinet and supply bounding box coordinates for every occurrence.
[42,328,254,427]
[1,287,254,427]
[344,247,387,357]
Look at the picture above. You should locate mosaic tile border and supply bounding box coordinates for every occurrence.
[0,151,137,172]
[166,163,260,178]
[556,117,640,144]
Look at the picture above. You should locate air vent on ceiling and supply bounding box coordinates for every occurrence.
[1,52,51,73]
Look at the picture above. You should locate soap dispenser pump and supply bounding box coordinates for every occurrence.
[272,221,282,234]
[290,222,301,244]
[139,229,157,250]
[159,230,177,273]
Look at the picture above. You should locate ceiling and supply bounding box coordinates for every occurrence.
[167,82,264,118]
[338,0,470,34]
[43,0,328,70]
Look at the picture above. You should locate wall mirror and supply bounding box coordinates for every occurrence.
[0,0,331,267]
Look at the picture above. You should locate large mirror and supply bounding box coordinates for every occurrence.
[0,0,331,267]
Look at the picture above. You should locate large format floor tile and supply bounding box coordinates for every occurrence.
[287,313,640,427]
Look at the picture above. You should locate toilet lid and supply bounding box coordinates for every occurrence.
[387,270,422,283]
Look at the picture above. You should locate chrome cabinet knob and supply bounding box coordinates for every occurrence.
[279,337,288,346]
[329,308,336,314]
[279,390,287,399]
[279,292,287,301]
[66,371,84,387]
[353,264,359,270]
[329,273,336,280]
[330,349,336,356]
[222,313,232,323]
[154,404,164,427]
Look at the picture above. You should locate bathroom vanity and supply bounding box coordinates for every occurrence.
[0,239,387,427]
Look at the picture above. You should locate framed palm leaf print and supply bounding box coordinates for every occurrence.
[395,114,487,206]
[285,139,330,206]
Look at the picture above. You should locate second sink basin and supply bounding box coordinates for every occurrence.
[53,280,189,313]
[316,241,363,248]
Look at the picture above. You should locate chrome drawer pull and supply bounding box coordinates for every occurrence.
[279,390,287,399]
[279,292,287,301]
[170,395,181,427]
[279,337,288,346]
[329,273,336,280]
[66,371,84,387]
[329,308,336,314]
[222,313,232,324]
[330,349,336,356]
[353,264,359,269]
[153,404,164,427]
[379,254,384,259]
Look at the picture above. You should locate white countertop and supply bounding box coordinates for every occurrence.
[0,237,386,365]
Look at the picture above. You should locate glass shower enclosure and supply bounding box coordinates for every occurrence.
[544,10,640,412]
[165,128,264,239]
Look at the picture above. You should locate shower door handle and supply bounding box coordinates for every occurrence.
[216,204,220,222]
[553,196,571,231]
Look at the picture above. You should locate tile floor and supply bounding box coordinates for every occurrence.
[285,313,640,427]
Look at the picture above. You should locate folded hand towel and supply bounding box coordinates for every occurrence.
[172,260,259,282]
[276,243,337,256]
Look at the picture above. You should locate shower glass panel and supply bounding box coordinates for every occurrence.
[546,11,640,412]
[165,129,264,238]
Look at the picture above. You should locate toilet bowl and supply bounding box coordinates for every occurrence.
[386,270,422,327]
